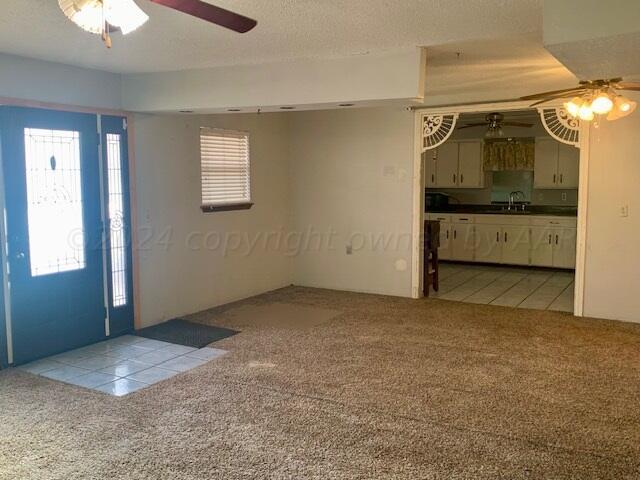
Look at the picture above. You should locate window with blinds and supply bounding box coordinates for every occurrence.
[200,127,252,211]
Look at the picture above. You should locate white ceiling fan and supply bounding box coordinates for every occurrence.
[58,0,257,48]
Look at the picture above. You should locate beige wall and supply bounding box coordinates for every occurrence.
[133,112,293,327]
[288,107,415,297]
[582,106,640,323]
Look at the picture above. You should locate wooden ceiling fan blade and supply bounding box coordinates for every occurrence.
[617,82,640,90]
[149,0,257,33]
[520,88,585,101]
[618,85,640,91]
[502,122,533,127]
[457,123,487,129]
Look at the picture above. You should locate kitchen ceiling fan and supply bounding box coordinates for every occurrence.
[458,112,533,139]
[58,0,257,48]
[521,78,639,121]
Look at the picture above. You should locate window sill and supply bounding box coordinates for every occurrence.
[201,203,254,213]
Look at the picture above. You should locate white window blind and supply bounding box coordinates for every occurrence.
[200,127,251,207]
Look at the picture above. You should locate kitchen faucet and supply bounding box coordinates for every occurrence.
[508,191,525,211]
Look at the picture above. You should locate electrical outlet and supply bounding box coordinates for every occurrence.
[346,244,353,255]
[561,192,567,202]
[620,205,629,217]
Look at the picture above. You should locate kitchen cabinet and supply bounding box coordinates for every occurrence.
[501,225,530,265]
[435,142,459,187]
[474,217,529,265]
[427,213,577,268]
[552,227,577,268]
[474,224,502,263]
[429,214,452,259]
[430,140,484,189]
[425,151,438,187]
[530,226,554,267]
[557,144,579,188]
[458,141,483,188]
[450,215,475,261]
[534,138,579,189]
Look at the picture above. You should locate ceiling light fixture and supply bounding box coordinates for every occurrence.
[522,79,639,123]
[58,0,149,48]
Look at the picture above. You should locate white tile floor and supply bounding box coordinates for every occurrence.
[432,263,574,313]
[18,335,228,396]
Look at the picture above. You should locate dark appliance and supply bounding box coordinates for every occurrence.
[426,192,450,211]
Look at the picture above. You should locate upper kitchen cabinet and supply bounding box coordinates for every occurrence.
[434,142,459,187]
[534,137,579,189]
[427,140,484,189]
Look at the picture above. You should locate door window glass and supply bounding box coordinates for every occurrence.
[106,133,128,307]
[24,128,85,276]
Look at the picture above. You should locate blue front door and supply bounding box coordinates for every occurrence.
[1,107,106,365]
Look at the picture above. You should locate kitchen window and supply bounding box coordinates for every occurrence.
[200,127,253,212]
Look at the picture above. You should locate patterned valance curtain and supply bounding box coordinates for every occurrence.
[483,139,535,171]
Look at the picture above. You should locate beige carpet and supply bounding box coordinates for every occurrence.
[2,286,640,479]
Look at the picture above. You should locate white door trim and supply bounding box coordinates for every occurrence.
[411,100,588,317]
[573,123,590,316]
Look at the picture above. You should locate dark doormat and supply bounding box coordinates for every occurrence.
[135,319,239,348]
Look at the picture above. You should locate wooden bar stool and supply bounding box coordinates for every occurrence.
[423,220,440,297]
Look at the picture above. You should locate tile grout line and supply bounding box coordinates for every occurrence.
[515,273,556,309]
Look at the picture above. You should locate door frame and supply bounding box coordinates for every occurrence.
[411,100,589,317]
[0,98,140,366]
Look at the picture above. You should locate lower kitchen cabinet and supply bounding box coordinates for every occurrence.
[501,225,530,265]
[427,213,577,268]
[553,227,577,269]
[530,226,554,267]
[474,224,529,265]
[451,223,475,262]
[475,224,502,263]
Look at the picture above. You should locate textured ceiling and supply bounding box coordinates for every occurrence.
[0,0,543,73]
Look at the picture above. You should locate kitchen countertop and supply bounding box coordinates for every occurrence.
[427,204,578,217]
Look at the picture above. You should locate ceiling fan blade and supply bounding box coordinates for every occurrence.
[520,88,585,101]
[457,123,488,129]
[502,121,533,128]
[616,82,640,90]
[149,0,257,33]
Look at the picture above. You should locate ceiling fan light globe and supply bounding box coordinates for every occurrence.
[578,103,594,121]
[591,93,614,115]
[564,97,582,117]
[104,0,149,35]
[615,95,636,114]
[59,0,104,34]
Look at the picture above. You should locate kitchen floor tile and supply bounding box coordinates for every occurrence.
[435,263,575,314]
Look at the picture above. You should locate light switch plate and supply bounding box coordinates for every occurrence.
[620,205,629,217]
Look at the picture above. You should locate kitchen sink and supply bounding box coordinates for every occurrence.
[479,209,532,215]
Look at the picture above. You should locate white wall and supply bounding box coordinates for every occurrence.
[0,53,122,110]
[134,112,293,327]
[122,49,425,113]
[582,105,640,323]
[288,107,415,297]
